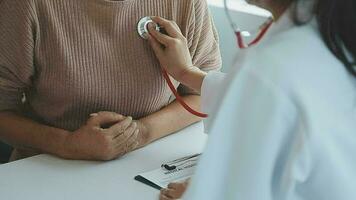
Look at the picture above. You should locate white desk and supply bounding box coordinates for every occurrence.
[0,122,207,200]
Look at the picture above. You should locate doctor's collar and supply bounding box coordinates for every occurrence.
[262,0,315,43]
[269,0,316,33]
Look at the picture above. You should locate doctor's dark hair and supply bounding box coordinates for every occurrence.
[286,0,356,77]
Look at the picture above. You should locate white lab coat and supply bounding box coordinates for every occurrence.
[183,10,356,200]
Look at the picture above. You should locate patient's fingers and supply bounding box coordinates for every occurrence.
[115,129,139,151]
[108,116,133,138]
[87,111,124,127]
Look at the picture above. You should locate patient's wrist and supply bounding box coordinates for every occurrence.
[136,119,152,146]
[54,130,76,159]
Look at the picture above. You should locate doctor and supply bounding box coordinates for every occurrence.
[147,0,356,199]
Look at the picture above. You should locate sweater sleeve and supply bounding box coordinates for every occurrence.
[178,0,222,96]
[0,0,37,112]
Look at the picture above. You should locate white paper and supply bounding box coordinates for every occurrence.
[137,156,199,188]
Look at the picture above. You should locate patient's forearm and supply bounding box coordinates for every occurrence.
[0,95,201,158]
[0,112,69,156]
[141,95,202,143]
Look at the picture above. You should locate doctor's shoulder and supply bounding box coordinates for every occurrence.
[243,22,347,94]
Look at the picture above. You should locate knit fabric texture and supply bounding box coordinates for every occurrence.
[0,0,221,131]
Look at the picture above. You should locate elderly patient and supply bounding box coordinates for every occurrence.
[0,0,221,161]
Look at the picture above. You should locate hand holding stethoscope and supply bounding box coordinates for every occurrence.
[146,17,210,115]
[142,8,273,118]
[146,17,198,90]
[138,16,208,118]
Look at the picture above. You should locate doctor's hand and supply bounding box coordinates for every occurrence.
[62,112,140,161]
[147,17,197,83]
[159,180,190,200]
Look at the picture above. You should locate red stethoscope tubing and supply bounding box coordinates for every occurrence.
[163,18,273,118]
[162,69,208,118]
[236,20,273,49]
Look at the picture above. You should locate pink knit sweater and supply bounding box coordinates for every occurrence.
[0,0,221,131]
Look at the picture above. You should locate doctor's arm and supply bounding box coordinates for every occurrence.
[183,67,309,200]
[141,9,222,145]
[147,17,208,94]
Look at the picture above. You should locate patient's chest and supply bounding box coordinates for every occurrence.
[29,0,183,129]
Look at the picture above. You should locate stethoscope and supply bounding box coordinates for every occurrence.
[137,17,209,118]
[137,2,273,118]
[223,0,274,49]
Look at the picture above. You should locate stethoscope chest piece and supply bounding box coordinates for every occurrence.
[137,16,160,40]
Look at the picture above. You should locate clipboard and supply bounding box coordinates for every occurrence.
[134,154,200,190]
[134,175,162,190]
